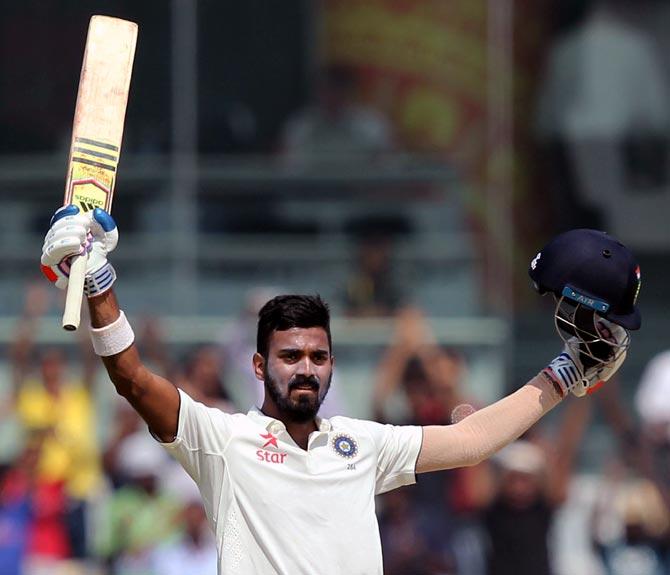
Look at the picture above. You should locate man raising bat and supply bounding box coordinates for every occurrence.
[56,15,137,331]
[40,214,640,574]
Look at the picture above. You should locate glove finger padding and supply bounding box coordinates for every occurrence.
[41,214,89,267]
[86,208,118,274]
[41,205,118,294]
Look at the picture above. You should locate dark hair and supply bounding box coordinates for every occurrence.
[256,295,331,358]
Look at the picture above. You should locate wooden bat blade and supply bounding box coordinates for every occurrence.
[65,15,137,214]
[62,16,137,331]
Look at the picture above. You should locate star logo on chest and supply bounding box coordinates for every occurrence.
[260,432,278,449]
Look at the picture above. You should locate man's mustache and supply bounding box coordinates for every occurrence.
[289,375,319,391]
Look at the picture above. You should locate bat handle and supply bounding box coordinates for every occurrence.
[62,253,88,331]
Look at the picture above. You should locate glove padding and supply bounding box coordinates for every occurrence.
[41,205,118,296]
[545,318,628,398]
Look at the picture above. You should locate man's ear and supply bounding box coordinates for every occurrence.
[252,353,265,382]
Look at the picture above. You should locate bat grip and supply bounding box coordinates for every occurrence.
[62,253,88,331]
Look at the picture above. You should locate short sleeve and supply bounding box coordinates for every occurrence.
[365,421,423,495]
[159,389,234,513]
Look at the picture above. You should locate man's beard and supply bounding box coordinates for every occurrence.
[263,365,332,423]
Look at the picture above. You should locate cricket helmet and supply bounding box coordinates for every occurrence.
[529,229,641,365]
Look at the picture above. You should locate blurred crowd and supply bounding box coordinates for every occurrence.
[0,285,220,575]
[370,307,670,575]
[3,2,670,572]
[1,280,670,575]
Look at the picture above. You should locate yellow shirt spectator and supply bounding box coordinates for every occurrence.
[16,379,101,499]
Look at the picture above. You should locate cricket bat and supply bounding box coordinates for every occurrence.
[62,15,137,331]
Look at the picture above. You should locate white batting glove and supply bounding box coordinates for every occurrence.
[41,205,118,298]
[544,319,628,398]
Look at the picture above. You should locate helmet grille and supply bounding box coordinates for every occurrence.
[553,295,630,369]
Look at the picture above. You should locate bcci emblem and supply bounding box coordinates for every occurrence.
[332,434,358,459]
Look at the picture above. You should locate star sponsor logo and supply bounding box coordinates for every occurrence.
[256,450,287,464]
[257,432,287,464]
[260,432,278,449]
[331,433,358,459]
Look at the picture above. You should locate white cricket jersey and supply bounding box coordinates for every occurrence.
[161,389,422,575]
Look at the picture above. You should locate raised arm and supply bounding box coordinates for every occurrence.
[417,228,641,474]
[88,289,180,442]
[417,374,561,472]
[41,205,180,442]
[417,319,629,473]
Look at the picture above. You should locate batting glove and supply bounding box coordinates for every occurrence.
[41,205,118,298]
[544,319,628,398]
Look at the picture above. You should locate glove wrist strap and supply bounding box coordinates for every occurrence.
[89,310,135,357]
[545,352,586,397]
[84,262,116,298]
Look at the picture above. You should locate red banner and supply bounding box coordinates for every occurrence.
[323,0,488,157]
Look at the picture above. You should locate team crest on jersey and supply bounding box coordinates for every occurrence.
[331,434,358,459]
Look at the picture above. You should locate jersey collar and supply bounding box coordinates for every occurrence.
[247,407,332,433]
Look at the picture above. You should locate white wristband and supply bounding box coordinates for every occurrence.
[90,310,135,357]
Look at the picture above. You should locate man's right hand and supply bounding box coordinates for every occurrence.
[41,205,119,297]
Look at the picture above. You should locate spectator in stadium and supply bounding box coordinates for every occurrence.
[220,287,280,409]
[102,402,151,489]
[280,63,394,167]
[373,307,488,574]
[535,0,670,233]
[175,346,235,413]
[10,283,101,560]
[378,487,456,575]
[95,433,181,575]
[372,306,471,425]
[591,473,670,575]
[482,398,591,575]
[0,439,40,575]
[635,350,670,481]
[151,496,218,575]
[343,232,404,318]
[135,316,176,379]
[0,431,78,574]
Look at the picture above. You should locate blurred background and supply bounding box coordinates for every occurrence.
[1,1,670,574]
